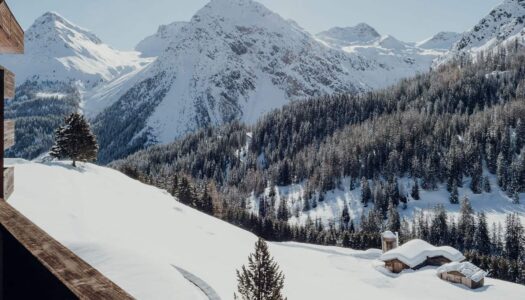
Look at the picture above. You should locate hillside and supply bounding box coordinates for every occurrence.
[6,159,525,299]
[444,0,525,62]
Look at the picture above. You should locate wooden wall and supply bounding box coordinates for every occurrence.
[0,1,23,54]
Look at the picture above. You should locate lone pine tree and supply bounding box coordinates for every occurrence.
[236,238,286,300]
[50,113,98,167]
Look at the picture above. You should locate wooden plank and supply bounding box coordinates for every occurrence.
[2,166,12,200]
[0,1,24,54]
[1,66,13,99]
[4,119,13,150]
[0,201,134,299]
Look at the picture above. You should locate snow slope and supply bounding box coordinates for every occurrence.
[135,21,188,58]
[6,159,525,299]
[248,175,525,229]
[417,32,461,50]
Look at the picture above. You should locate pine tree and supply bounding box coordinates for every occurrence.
[50,113,98,167]
[497,152,509,190]
[411,180,420,200]
[360,178,372,207]
[449,183,459,204]
[341,204,350,230]
[513,191,520,205]
[504,213,524,261]
[276,199,290,222]
[341,231,351,247]
[474,213,491,255]
[430,204,448,246]
[386,202,400,233]
[458,197,475,250]
[236,238,286,300]
[483,176,491,193]
[470,161,482,194]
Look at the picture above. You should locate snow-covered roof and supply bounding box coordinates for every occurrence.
[380,239,465,268]
[437,262,487,283]
[382,231,397,239]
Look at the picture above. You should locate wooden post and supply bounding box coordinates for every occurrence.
[0,68,4,199]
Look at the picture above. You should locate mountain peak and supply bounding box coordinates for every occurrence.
[192,0,283,29]
[28,11,102,45]
[417,31,461,50]
[317,23,380,46]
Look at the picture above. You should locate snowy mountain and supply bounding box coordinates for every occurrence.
[316,23,381,47]
[7,159,525,299]
[417,32,461,50]
[93,0,380,162]
[0,12,150,86]
[135,21,188,58]
[445,0,525,59]
[93,0,447,163]
[316,24,444,89]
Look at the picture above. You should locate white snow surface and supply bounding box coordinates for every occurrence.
[382,230,397,239]
[437,261,488,283]
[5,159,525,299]
[380,239,465,268]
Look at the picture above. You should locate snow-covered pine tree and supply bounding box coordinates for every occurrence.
[50,113,98,167]
[236,238,286,300]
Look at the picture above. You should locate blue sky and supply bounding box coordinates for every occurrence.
[9,0,503,50]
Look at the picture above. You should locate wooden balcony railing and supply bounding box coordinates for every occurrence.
[0,201,134,299]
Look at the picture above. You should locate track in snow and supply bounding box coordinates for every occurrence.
[172,265,222,300]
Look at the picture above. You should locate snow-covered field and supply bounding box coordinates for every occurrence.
[6,159,525,299]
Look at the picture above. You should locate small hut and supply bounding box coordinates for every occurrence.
[380,239,465,273]
[381,231,398,253]
[437,262,487,289]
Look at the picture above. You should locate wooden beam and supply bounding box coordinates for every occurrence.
[0,201,134,299]
[3,120,13,150]
[0,66,13,99]
[0,1,23,54]
[2,167,11,200]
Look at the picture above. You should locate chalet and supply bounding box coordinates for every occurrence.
[437,261,487,289]
[380,239,465,273]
